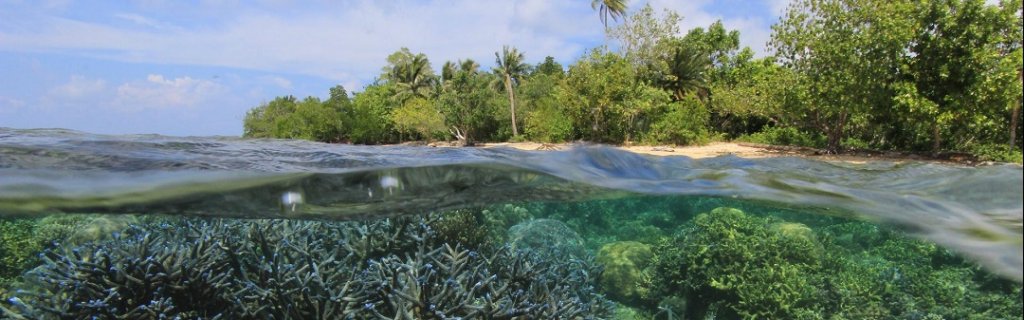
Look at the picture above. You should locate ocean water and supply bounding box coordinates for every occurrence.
[1,128,1021,319]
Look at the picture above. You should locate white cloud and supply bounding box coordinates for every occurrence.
[766,0,792,16]
[114,13,182,31]
[0,1,602,89]
[0,96,27,113]
[261,76,293,90]
[645,0,778,56]
[113,74,225,111]
[47,75,108,100]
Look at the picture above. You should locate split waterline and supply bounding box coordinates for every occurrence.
[1,128,1021,318]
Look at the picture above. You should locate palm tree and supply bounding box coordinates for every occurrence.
[494,46,528,136]
[389,54,437,102]
[663,45,710,101]
[592,0,627,28]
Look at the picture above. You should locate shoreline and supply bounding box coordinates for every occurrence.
[457,141,996,165]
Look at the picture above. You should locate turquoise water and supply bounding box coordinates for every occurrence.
[1,128,1021,319]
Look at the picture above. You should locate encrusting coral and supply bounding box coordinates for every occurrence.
[1,214,614,319]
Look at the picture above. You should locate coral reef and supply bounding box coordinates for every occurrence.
[481,204,534,243]
[651,207,822,319]
[595,241,653,305]
[0,219,42,295]
[648,207,1023,320]
[507,218,587,260]
[1,214,614,319]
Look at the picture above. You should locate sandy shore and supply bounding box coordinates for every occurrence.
[480,142,771,158]
[473,141,968,164]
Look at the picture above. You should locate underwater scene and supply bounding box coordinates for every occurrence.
[1,128,1022,319]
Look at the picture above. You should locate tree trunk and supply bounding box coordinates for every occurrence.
[825,111,848,154]
[504,74,519,136]
[932,123,942,154]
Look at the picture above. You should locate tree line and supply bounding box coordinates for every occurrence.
[243,0,1021,160]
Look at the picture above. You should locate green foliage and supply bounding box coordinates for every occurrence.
[390,97,446,140]
[525,103,574,143]
[970,143,1023,163]
[709,57,803,138]
[237,1,1020,154]
[559,50,682,143]
[772,0,1022,153]
[737,126,826,149]
[437,60,498,144]
[608,4,682,70]
[383,47,437,102]
[242,88,348,142]
[772,0,917,152]
[532,56,564,78]
[348,83,398,144]
[657,42,712,101]
[645,94,710,146]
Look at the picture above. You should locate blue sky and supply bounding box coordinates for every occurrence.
[1,0,789,136]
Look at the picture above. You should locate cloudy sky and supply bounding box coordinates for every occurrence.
[1,0,789,136]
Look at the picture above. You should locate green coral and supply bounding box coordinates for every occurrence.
[428,209,494,250]
[2,214,138,296]
[481,204,533,242]
[817,222,1023,319]
[596,241,654,305]
[651,207,824,319]
[1,219,44,293]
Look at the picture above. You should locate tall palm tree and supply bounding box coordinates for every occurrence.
[494,46,528,136]
[592,0,627,28]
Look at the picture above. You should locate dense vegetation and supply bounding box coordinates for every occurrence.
[243,0,1021,161]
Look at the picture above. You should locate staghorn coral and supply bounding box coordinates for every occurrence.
[2,214,613,319]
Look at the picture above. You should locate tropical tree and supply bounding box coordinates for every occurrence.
[608,4,681,69]
[493,45,528,136]
[437,59,496,145]
[903,0,1020,152]
[383,48,437,102]
[592,0,628,28]
[771,0,916,152]
[661,43,711,101]
[349,82,398,144]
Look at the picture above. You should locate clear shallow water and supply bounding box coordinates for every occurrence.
[1,128,1022,318]
[1,128,1020,282]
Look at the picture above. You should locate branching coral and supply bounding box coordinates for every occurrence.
[2,215,613,319]
[651,207,826,319]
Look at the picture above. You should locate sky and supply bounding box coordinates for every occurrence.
[0,0,790,136]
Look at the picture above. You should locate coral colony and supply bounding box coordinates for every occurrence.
[2,215,612,319]
[2,204,1022,319]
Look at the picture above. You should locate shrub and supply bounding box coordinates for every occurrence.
[645,96,711,146]
[970,144,1023,163]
